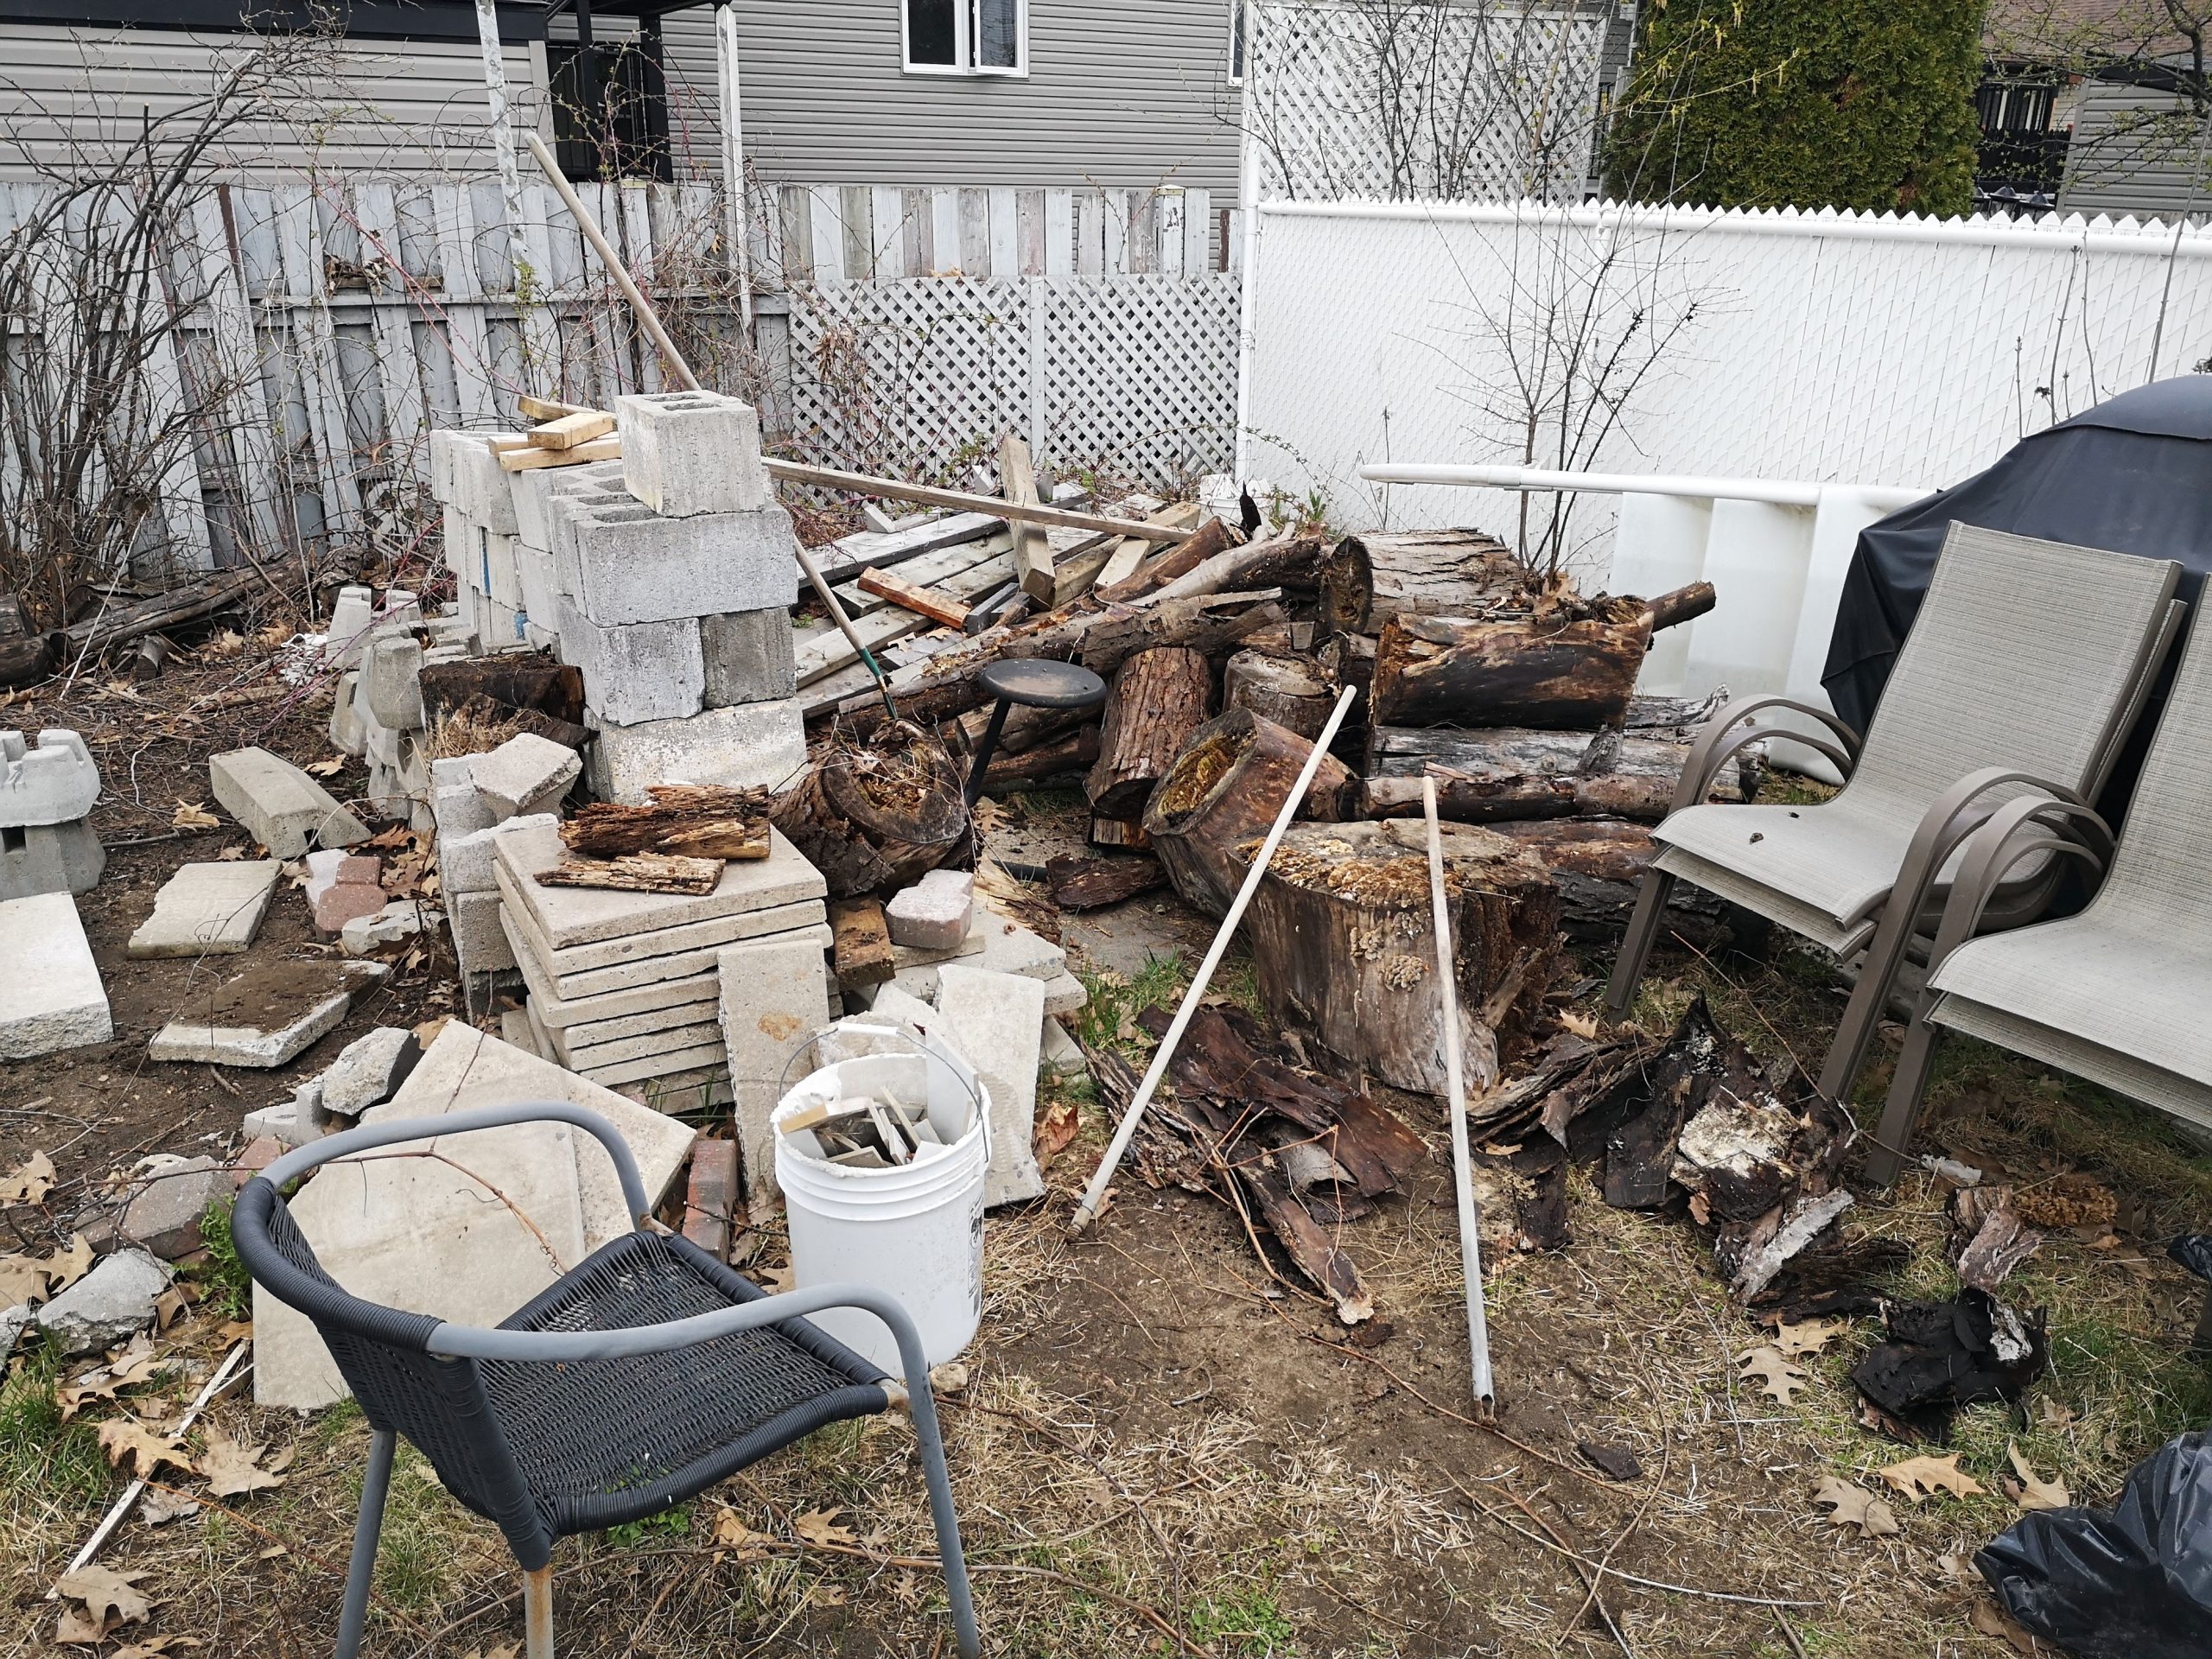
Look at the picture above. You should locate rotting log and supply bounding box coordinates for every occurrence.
[1095,515,1242,602]
[1224,649,1337,740]
[537,852,723,894]
[830,898,896,988]
[420,658,586,728]
[980,726,1100,791]
[1484,817,1734,946]
[1141,709,1359,918]
[1319,529,1521,635]
[770,722,968,897]
[1085,646,1215,819]
[1370,612,1651,730]
[1242,818,1561,1096]
[561,785,772,860]
[1046,854,1166,909]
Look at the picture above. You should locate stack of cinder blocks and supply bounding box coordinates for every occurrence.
[429,434,552,653]
[429,734,582,995]
[548,392,805,804]
[0,728,104,899]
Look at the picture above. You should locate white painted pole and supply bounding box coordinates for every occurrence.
[716,3,755,330]
[472,0,538,342]
[1358,461,1930,511]
[1230,0,1264,485]
[1423,777,1493,1409]
[1071,684,1357,1235]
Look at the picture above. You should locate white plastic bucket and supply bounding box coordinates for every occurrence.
[772,1021,990,1372]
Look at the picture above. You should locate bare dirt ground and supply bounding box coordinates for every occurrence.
[4,657,2209,1659]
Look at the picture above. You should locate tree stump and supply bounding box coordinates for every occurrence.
[1224,649,1337,739]
[1319,529,1521,635]
[1085,646,1214,819]
[1141,709,1359,918]
[770,722,968,897]
[1244,820,1561,1096]
[1370,612,1650,729]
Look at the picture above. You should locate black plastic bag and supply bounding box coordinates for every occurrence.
[1976,1430,2212,1657]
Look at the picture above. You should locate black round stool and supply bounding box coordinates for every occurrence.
[963,658,1108,805]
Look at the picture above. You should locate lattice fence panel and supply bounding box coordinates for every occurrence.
[1044,276,1241,486]
[1249,2,1605,204]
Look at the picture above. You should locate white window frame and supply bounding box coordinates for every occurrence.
[1227,0,1246,88]
[901,0,1029,78]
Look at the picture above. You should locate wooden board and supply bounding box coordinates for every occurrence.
[527,409,616,449]
[859,566,969,628]
[500,435,621,471]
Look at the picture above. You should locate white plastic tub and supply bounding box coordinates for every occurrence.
[772,1022,990,1372]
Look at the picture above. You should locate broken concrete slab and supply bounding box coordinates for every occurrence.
[496,818,825,950]
[891,914,1068,1003]
[887,868,975,951]
[555,992,722,1051]
[320,1027,422,1118]
[118,1154,227,1258]
[0,891,111,1059]
[126,860,281,958]
[1040,1014,1087,1077]
[933,963,1046,1208]
[1041,972,1089,1017]
[148,960,379,1068]
[507,930,721,1029]
[701,608,798,707]
[209,747,372,857]
[37,1249,171,1356]
[470,732,581,819]
[555,1014,726,1071]
[0,728,100,825]
[615,389,769,518]
[583,698,806,806]
[718,930,830,1210]
[0,817,105,900]
[341,900,437,956]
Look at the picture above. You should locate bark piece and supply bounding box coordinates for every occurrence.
[537,853,723,894]
[1141,709,1359,918]
[1085,646,1215,818]
[1243,818,1560,1096]
[419,658,586,728]
[1224,649,1338,739]
[1370,613,1651,729]
[1045,854,1167,910]
[1088,817,1150,849]
[980,728,1099,791]
[830,899,896,988]
[1319,529,1521,634]
[560,785,772,860]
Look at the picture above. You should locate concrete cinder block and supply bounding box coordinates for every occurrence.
[429,430,518,532]
[717,929,830,1209]
[323,585,376,668]
[0,729,101,826]
[933,963,1046,1208]
[362,632,426,730]
[0,819,105,900]
[0,891,111,1058]
[512,455,626,550]
[442,505,474,588]
[126,859,281,958]
[472,733,582,818]
[615,390,769,518]
[448,887,516,974]
[555,496,797,626]
[209,747,372,858]
[442,810,557,895]
[701,609,798,707]
[556,600,706,727]
[328,672,365,757]
[514,541,560,641]
[380,588,422,632]
[584,698,805,805]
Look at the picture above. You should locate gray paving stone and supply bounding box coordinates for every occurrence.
[933,963,1046,1208]
[575,1039,728,1089]
[126,860,281,958]
[583,698,806,805]
[554,1014,725,1071]
[471,733,581,819]
[498,864,829,994]
[615,390,768,517]
[320,1027,422,1117]
[148,960,380,1068]
[718,930,830,1209]
[0,892,111,1058]
[0,728,100,826]
[0,818,105,900]
[496,818,824,949]
[209,747,371,857]
[702,609,798,706]
[37,1249,171,1356]
[554,991,721,1050]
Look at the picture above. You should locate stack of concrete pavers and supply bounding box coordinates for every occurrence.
[493,817,831,1112]
[547,391,805,804]
[0,728,104,899]
[429,734,583,988]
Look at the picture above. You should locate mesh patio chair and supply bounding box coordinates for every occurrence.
[1865,611,2212,1184]
[230,1102,979,1659]
[1605,524,2183,1103]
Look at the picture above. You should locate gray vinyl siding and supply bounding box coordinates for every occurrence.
[0,25,547,179]
[2058,77,2212,222]
[659,0,1243,196]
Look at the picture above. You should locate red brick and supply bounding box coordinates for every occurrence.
[233,1135,283,1190]
[681,1139,741,1261]
[312,881,388,936]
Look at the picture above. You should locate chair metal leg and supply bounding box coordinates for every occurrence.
[335,1427,395,1659]
[910,1392,980,1659]
[1864,1017,1944,1189]
[523,1564,555,1659]
[962,696,1014,808]
[1604,868,1676,1016]
[1818,935,1909,1103]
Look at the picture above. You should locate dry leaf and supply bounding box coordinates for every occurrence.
[793,1508,857,1548]
[1812,1475,1900,1537]
[97,1420,196,1479]
[216,845,247,861]
[202,630,246,658]
[304,757,346,778]
[1774,1316,1850,1358]
[2034,1396,2077,1428]
[60,1339,168,1420]
[172,800,220,830]
[711,1506,773,1560]
[760,1262,796,1294]
[1033,1095,1079,1166]
[152,1286,189,1329]
[1936,1552,1981,1589]
[1971,1598,2044,1652]
[891,1570,922,1605]
[54,1565,153,1634]
[1557,1009,1600,1039]
[200,1427,289,1498]
[0,1253,51,1304]
[1737,1344,1811,1405]
[2,1148,56,1202]
[807,1584,848,1608]
[257,620,296,648]
[48,1232,96,1290]
[1878,1452,1986,1503]
[113,1637,202,1659]
[2003,1442,2070,1511]
[138,1489,201,1526]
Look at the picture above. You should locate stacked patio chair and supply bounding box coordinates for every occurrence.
[1865,612,2212,1182]
[230,1102,980,1659]
[1605,524,2183,1103]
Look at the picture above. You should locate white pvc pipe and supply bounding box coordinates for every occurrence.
[1359,461,1930,512]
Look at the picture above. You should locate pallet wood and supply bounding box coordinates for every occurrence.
[500,435,621,471]
[537,853,723,894]
[560,785,772,860]
[1141,708,1359,918]
[1096,501,1204,591]
[999,435,1052,601]
[859,566,969,628]
[1243,819,1561,1096]
[1370,612,1651,729]
[1085,646,1214,819]
[830,899,896,988]
[1320,529,1522,635]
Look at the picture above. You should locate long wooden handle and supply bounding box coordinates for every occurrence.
[1070,686,1358,1235]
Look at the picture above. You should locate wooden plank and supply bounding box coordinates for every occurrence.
[499,435,620,471]
[810,508,1003,586]
[860,566,970,628]
[1017,188,1046,275]
[1103,189,1128,274]
[515,181,562,375]
[808,183,844,283]
[1097,501,1204,591]
[871,184,905,278]
[518,391,589,422]
[271,181,365,537]
[988,188,1019,278]
[796,550,1017,686]
[1157,188,1186,276]
[433,181,500,428]
[1184,188,1211,276]
[1076,190,1103,276]
[929,187,959,276]
[620,183,662,391]
[190,189,285,556]
[1129,190,1157,274]
[900,187,925,276]
[998,434,1050,601]
[763,461,1188,542]
[526,410,615,448]
[958,188,989,276]
[830,528,1012,614]
[353,181,432,482]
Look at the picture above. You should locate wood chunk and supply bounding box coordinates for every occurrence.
[1371,612,1650,730]
[518,392,590,423]
[561,785,772,860]
[980,727,1099,791]
[1096,502,1202,592]
[1321,528,1522,634]
[526,409,616,450]
[1085,646,1214,819]
[1224,649,1337,739]
[537,853,724,894]
[859,565,969,629]
[1487,817,1733,946]
[1089,816,1150,850]
[499,435,621,471]
[830,899,897,988]
[1046,854,1167,910]
[1000,435,1052,601]
[1095,515,1239,602]
[770,722,968,898]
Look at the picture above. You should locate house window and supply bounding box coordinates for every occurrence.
[904,0,1027,75]
[548,39,671,181]
[1228,0,1246,86]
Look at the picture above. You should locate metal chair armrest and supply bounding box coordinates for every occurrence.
[1671,695,1864,812]
[1921,797,2113,988]
[259,1102,652,1227]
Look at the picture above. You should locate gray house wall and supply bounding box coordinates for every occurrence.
[0,24,545,178]
[2058,76,2212,221]
[658,0,1243,194]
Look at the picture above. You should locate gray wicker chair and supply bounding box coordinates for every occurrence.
[230,1103,979,1659]
[1866,610,2212,1183]
[1605,524,2183,1102]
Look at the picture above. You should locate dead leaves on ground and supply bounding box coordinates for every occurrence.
[97,1421,196,1481]
[0,1231,95,1307]
[60,1336,169,1420]
[1878,1452,1986,1503]
[198,1428,292,1498]
[54,1565,153,1643]
[1773,1316,1851,1357]
[171,799,220,831]
[3,1147,56,1202]
[2003,1442,2070,1511]
[1812,1475,1901,1538]
[1737,1344,1810,1405]
[793,1508,858,1548]
[711,1507,775,1562]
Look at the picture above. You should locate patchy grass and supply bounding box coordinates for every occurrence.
[1072,949,1190,1053]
